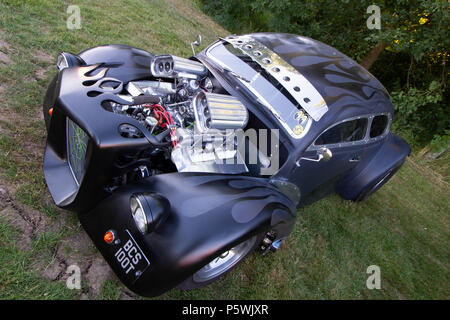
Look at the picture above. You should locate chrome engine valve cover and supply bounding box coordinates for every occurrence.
[193,91,249,133]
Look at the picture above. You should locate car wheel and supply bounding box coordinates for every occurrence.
[178,233,264,290]
[356,160,404,202]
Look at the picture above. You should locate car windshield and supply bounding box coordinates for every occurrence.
[205,41,311,139]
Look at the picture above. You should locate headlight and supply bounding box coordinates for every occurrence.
[130,193,171,234]
[130,196,149,234]
[67,118,89,185]
[56,53,69,70]
[56,52,85,70]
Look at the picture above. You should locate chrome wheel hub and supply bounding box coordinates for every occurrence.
[192,235,257,283]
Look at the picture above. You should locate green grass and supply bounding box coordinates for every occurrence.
[0,0,449,300]
[0,219,77,299]
[154,158,449,300]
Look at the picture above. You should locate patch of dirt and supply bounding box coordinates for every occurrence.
[85,257,113,297]
[35,50,54,64]
[27,49,53,82]
[0,182,129,299]
[36,226,118,299]
[80,293,89,300]
[35,108,45,121]
[0,38,12,65]
[0,83,7,95]
[0,206,33,250]
[35,67,48,80]
[0,95,30,134]
[0,186,49,250]
[22,138,46,162]
[43,260,66,281]
[40,229,114,298]
[0,52,10,64]
[0,84,9,134]
[0,38,10,50]
[119,289,140,300]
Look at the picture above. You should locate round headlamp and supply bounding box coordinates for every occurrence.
[130,193,170,234]
[56,53,69,70]
[130,196,149,234]
[56,52,85,70]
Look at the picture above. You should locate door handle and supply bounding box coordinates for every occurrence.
[349,155,361,163]
[296,147,332,166]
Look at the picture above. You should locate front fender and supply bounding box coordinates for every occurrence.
[42,45,159,212]
[78,44,154,83]
[79,172,296,297]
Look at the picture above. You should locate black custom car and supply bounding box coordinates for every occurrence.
[42,33,411,297]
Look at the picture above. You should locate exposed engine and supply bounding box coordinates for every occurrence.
[103,55,250,181]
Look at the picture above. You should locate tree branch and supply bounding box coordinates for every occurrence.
[359,43,387,70]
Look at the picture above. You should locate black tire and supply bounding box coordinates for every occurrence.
[178,232,265,290]
[355,160,404,202]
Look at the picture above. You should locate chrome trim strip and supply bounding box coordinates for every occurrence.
[205,41,312,139]
[225,35,328,122]
[307,112,392,151]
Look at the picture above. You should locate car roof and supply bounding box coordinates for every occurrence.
[248,33,393,120]
[199,33,394,153]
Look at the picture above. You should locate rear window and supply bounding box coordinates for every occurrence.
[315,118,368,146]
[370,115,388,138]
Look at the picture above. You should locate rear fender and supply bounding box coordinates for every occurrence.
[336,133,411,200]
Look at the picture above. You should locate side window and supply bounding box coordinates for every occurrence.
[370,115,389,138]
[314,118,368,146]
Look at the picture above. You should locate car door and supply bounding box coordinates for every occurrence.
[294,117,370,199]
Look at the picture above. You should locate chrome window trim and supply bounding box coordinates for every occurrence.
[307,112,392,151]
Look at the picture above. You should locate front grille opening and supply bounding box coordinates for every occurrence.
[66,118,89,185]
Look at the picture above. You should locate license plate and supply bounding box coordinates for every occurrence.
[113,230,150,283]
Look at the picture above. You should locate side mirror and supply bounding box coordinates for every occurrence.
[296,147,333,166]
[190,34,202,55]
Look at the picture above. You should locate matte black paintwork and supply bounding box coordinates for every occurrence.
[78,44,155,82]
[43,46,163,212]
[79,173,296,297]
[42,33,411,297]
[336,133,411,200]
[197,33,398,178]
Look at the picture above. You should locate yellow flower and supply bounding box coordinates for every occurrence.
[394,39,399,44]
[419,17,428,24]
